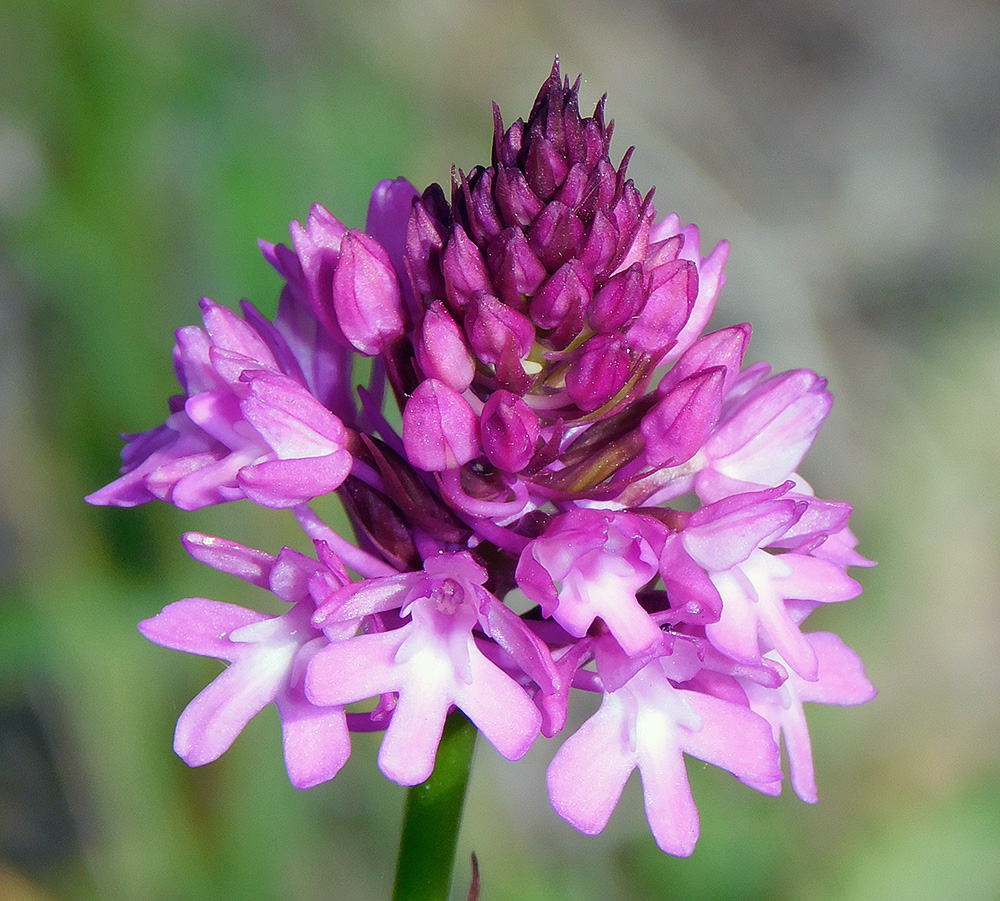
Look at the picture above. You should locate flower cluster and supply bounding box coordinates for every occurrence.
[89,62,874,856]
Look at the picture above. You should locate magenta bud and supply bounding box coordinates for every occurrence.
[626,258,697,354]
[332,230,405,355]
[494,165,545,229]
[641,367,725,468]
[366,178,419,300]
[415,301,476,391]
[480,390,540,472]
[457,167,503,246]
[442,224,492,308]
[402,379,480,471]
[565,335,631,412]
[587,262,645,334]
[404,184,450,300]
[656,323,751,398]
[577,209,620,278]
[289,204,349,342]
[486,228,548,307]
[528,200,585,270]
[525,132,570,201]
[464,292,535,367]
[529,261,592,349]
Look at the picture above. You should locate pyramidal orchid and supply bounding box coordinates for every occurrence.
[89,61,875,893]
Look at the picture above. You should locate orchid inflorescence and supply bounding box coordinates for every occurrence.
[88,61,874,857]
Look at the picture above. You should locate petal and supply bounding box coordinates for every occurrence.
[138,598,267,660]
[547,692,635,836]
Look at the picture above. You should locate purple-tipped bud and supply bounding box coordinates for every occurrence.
[529,261,593,350]
[331,230,405,356]
[442,224,492,308]
[405,184,451,301]
[656,323,751,398]
[402,379,480,471]
[626,258,697,354]
[289,204,349,342]
[486,228,548,307]
[415,301,475,391]
[587,262,645,334]
[480,390,540,472]
[528,200,585,270]
[641,368,725,468]
[565,335,631,412]
[494,165,545,229]
[464,292,535,367]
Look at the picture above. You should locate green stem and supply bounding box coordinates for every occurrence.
[392,711,478,901]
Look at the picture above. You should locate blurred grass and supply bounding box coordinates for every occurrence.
[3,0,1000,899]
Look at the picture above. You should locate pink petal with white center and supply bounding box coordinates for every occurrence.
[744,633,875,802]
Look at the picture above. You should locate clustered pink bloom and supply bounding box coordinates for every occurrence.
[89,62,874,856]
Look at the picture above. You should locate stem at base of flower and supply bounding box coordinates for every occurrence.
[392,710,479,901]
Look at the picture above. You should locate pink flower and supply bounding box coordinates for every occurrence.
[87,300,352,510]
[138,535,355,789]
[518,510,666,657]
[547,636,781,856]
[306,552,543,785]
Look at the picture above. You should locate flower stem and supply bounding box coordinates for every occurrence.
[392,710,478,901]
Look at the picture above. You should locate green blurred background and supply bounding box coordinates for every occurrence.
[2,0,999,898]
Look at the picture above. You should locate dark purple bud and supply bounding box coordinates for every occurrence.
[404,184,450,301]
[339,475,421,571]
[593,158,618,210]
[464,292,535,367]
[441,224,492,308]
[456,167,503,246]
[565,335,631,412]
[587,262,645,334]
[332,230,405,355]
[494,166,544,229]
[582,107,610,167]
[414,301,476,391]
[485,228,548,308]
[528,200,585,270]
[610,179,643,258]
[525,133,570,201]
[626,258,697,354]
[402,379,480,471]
[529,260,592,349]
[640,367,724,467]
[494,106,522,169]
[480,389,540,472]
[577,209,619,277]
